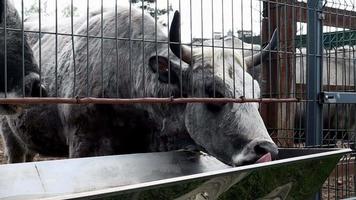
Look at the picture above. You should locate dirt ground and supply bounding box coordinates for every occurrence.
[322,176,356,199]
[0,137,354,199]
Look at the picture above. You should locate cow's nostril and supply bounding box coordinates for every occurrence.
[254,143,268,155]
[253,141,279,160]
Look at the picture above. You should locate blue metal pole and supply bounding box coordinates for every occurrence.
[306,0,324,199]
[306,0,323,147]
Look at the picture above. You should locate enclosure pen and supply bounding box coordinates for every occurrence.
[0,0,355,199]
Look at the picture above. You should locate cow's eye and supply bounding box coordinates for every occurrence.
[205,86,226,112]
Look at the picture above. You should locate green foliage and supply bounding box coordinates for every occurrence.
[24,0,49,17]
[61,5,79,18]
[24,0,79,19]
[130,0,173,26]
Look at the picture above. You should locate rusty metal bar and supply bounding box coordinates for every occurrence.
[295,1,356,29]
[0,97,301,105]
[259,1,356,29]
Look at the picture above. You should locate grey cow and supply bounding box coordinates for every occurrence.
[1,2,278,166]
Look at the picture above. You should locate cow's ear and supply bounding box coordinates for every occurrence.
[24,73,48,97]
[149,56,180,84]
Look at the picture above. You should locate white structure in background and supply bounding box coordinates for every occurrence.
[295,46,356,86]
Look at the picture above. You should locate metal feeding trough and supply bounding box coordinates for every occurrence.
[0,148,352,200]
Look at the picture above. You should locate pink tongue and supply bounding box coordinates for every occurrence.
[256,153,272,163]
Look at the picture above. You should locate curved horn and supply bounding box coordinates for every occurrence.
[245,29,278,68]
[170,11,192,64]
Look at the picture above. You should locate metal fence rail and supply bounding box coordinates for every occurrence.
[0,97,301,104]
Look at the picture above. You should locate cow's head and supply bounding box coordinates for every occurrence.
[150,11,278,166]
[0,0,46,115]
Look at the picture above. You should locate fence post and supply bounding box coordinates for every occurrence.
[306,0,323,147]
[306,0,324,199]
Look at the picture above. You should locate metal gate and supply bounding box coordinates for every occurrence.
[259,0,356,199]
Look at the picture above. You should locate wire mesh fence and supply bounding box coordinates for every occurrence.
[0,0,355,199]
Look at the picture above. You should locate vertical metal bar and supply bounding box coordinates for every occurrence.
[249,0,253,98]
[71,0,76,97]
[283,3,287,97]
[141,0,145,96]
[22,0,25,97]
[335,9,339,93]
[259,0,263,119]
[38,0,42,97]
[100,0,104,97]
[277,0,282,145]
[129,2,132,97]
[189,0,193,97]
[240,0,244,97]
[86,0,90,97]
[116,0,119,97]
[282,2,287,143]
[306,0,324,198]
[268,1,272,98]
[3,0,6,98]
[259,0,263,97]
[354,47,356,91]
[291,1,296,144]
[342,11,346,92]
[115,0,119,98]
[292,1,296,99]
[306,0,323,146]
[221,0,225,89]
[232,0,235,98]
[211,0,215,97]
[167,0,171,88]
[178,0,182,97]
[55,0,58,97]
[275,1,280,100]
[154,0,158,90]
[200,0,204,96]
